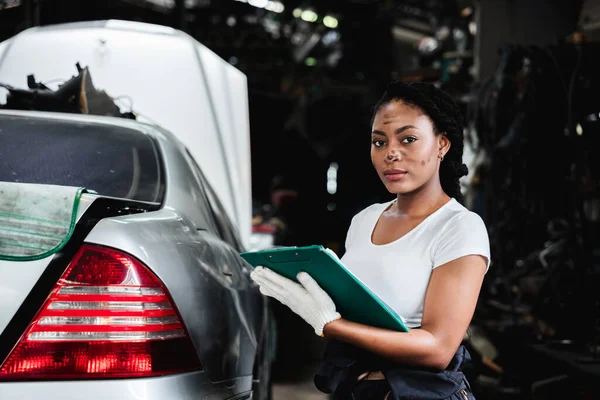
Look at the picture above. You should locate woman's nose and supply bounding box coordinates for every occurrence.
[386,151,400,161]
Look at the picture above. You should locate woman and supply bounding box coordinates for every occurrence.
[251,81,490,399]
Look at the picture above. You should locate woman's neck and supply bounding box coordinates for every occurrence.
[393,185,450,218]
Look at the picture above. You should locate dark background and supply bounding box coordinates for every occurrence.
[0,0,584,250]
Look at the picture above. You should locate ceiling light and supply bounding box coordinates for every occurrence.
[301,10,318,23]
[248,0,268,8]
[323,16,338,29]
[293,8,303,18]
[265,1,284,13]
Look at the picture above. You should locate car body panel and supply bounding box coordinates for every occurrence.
[0,371,252,400]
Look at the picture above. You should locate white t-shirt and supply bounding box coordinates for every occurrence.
[341,198,490,329]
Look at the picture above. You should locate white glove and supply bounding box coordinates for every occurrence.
[250,266,341,336]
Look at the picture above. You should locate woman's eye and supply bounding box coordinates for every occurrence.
[372,140,385,147]
[401,137,417,144]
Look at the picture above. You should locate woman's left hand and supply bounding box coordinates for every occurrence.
[250,267,341,336]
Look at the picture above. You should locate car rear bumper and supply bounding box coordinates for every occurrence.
[0,371,252,400]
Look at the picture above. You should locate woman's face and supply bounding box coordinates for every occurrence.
[370,101,449,195]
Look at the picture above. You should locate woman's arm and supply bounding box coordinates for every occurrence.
[323,254,487,370]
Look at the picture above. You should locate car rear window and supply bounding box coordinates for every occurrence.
[0,114,164,203]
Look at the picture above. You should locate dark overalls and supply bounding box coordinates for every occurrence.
[314,339,475,400]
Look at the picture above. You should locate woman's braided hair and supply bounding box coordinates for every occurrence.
[371,81,469,203]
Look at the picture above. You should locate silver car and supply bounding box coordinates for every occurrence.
[0,110,275,400]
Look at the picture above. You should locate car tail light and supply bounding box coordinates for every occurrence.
[0,244,202,380]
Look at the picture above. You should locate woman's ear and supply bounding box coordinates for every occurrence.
[439,133,451,158]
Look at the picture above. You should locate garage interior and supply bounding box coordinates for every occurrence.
[1,1,600,399]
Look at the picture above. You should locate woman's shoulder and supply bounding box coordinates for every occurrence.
[443,199,485,224]
[433,199,488,237]
[431,199,491,270]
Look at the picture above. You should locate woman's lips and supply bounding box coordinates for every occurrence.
[383,169,407,181]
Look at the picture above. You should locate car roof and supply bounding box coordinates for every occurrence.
[0,109,168,139]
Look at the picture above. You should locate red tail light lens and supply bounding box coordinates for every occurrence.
[0,245,202,380]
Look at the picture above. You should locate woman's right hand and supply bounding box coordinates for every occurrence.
[250,266,341,336]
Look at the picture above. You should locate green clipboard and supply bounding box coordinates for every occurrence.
[240,245,409,332]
